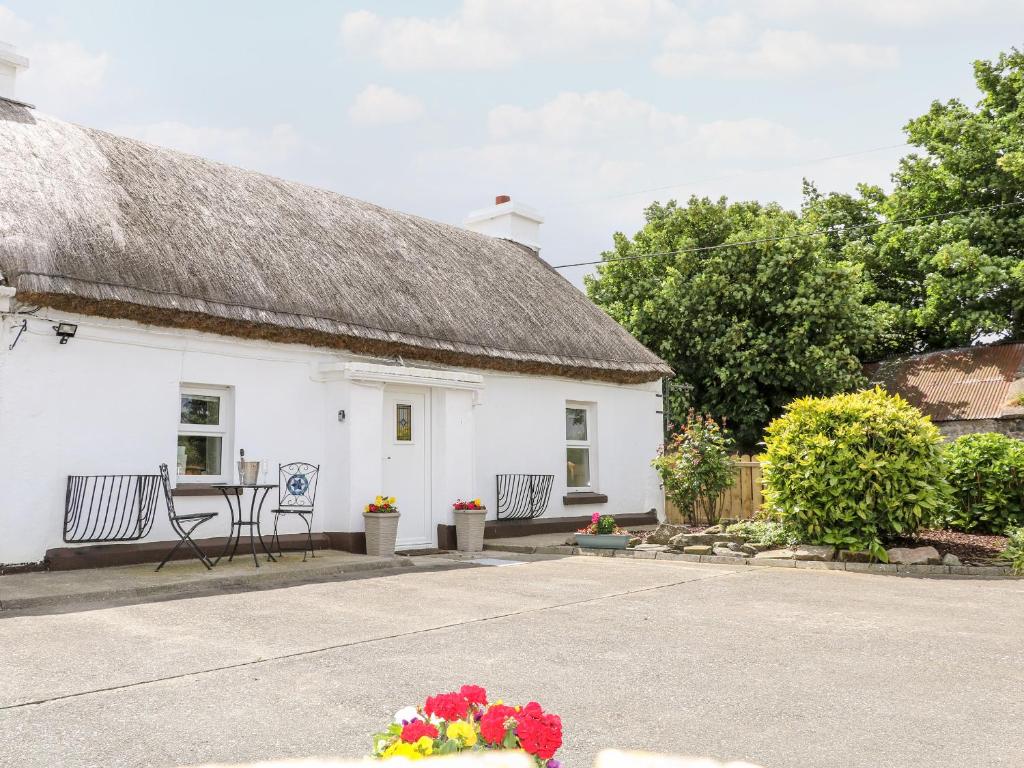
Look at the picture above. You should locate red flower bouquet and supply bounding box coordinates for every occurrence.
[372,685,562,766]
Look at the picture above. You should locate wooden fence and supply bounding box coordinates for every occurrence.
[664,454,763,525]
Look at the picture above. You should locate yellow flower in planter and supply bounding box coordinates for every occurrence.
[388,496,397,504]
[446,720,477,747]
[473,498,482,507]
[375,495,384,505]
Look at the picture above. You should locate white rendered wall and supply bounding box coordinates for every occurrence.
[0,308,663,565]
[473,373,664,521]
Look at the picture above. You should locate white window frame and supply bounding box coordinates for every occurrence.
[177,384,233,483]
[565,401,597,492]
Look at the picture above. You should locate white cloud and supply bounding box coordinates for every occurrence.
[653,14,899,77]
[117,122,302,171]
[424,90,827,208]
[0,5,110,108]
[749,0,1024,26]
[340,0,665,71]
[349,85,424,125]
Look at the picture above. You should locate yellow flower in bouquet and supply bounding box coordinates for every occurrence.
[446,720,478,747]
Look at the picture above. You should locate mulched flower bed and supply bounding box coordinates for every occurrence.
[891,528,1008,565]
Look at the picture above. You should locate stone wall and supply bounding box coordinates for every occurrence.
[937,417,1024,440]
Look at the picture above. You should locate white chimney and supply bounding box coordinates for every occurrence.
[0,41,29,102]
[465,195,544,254]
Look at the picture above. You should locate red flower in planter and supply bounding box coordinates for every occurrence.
[479,704,519,744]
[516,706,562,759]
[459,684,488,707]
[400,720,438,743]
[424,692,470,722]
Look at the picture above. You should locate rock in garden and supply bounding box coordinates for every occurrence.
[744,542,773,553]
[702,525,723,534]
[942,553,961,566]
[711,548,746,558]
[669,533,747,548]
[885,546,941,565]
[648,524,690,545]
[754,548,796,560]
[739,544,760,556]
[627,537,642,548]
[838,549,872,563]
[683,545,713,555]
[634,543,668,552]
[726,542,747,552]
[792,545,836,561]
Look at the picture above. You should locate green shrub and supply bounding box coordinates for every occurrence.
[652,411,735,525]
[725,519,798,548]
[596,515,617,535]
[762,388,948,561]
[942,432,1024,533]
[1000,527,1024,574]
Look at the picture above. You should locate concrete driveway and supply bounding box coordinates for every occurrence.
[0,556,1021,768]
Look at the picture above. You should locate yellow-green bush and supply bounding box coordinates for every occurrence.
[763,388,948,561]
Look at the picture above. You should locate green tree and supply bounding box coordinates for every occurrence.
[849,49,1024,356]
[585,197,878,448]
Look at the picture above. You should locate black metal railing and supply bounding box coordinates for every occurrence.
[64,474,162,543]
[496,474,554,521]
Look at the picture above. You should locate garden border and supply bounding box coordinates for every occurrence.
[482,543,1019,578]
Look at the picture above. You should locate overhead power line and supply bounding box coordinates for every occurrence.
[551,199,1024,270]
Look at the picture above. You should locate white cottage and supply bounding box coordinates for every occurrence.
[0,57,670,569]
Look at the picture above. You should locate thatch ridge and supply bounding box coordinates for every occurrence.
[0,100,671,382]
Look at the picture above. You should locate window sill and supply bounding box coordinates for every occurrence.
[172,484,224,497]
[563,492,609,505]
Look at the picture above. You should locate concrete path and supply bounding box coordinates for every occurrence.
[0,550,413,611]
[1,556,1022,768]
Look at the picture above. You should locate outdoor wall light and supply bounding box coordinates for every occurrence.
[53,322,78,344]
[338,409,346,423]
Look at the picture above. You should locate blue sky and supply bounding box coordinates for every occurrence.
[1,1,1021,285]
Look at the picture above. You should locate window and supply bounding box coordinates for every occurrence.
[566,403,595,490]
[177,386,231,482]
[396,403,413,442]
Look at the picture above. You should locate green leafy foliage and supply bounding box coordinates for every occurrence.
[762,388,948,561]
[940,432,1024,533]
[596,515,617,534]
[652,411,735,524]
[814,49,1024,358]
[725,519,798,548]
[587,198,876,448]
[1000,527,1024,574]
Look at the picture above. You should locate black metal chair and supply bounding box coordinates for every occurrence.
[155,463,219,572]
[271,462,320,561]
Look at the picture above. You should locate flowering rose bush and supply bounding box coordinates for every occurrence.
[365,496,398,514]
[371,685,562,766]
[453,498,484,510]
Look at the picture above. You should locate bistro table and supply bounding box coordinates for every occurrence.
[211,483,278,567]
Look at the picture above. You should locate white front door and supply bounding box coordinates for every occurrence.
[383,389,432,549]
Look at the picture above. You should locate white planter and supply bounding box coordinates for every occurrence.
[453,508,487,552]
[363,511,400,557]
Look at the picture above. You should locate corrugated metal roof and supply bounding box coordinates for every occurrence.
[865,343,1024,421]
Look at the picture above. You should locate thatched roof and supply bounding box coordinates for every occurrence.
[0,99,670,383]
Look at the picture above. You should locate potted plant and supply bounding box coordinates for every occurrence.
[575,512,632,549]
[452,498,486,552]
[371,685,563,766]
[363,495,400,556]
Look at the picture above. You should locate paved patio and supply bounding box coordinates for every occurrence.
[1,556,1022,768]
